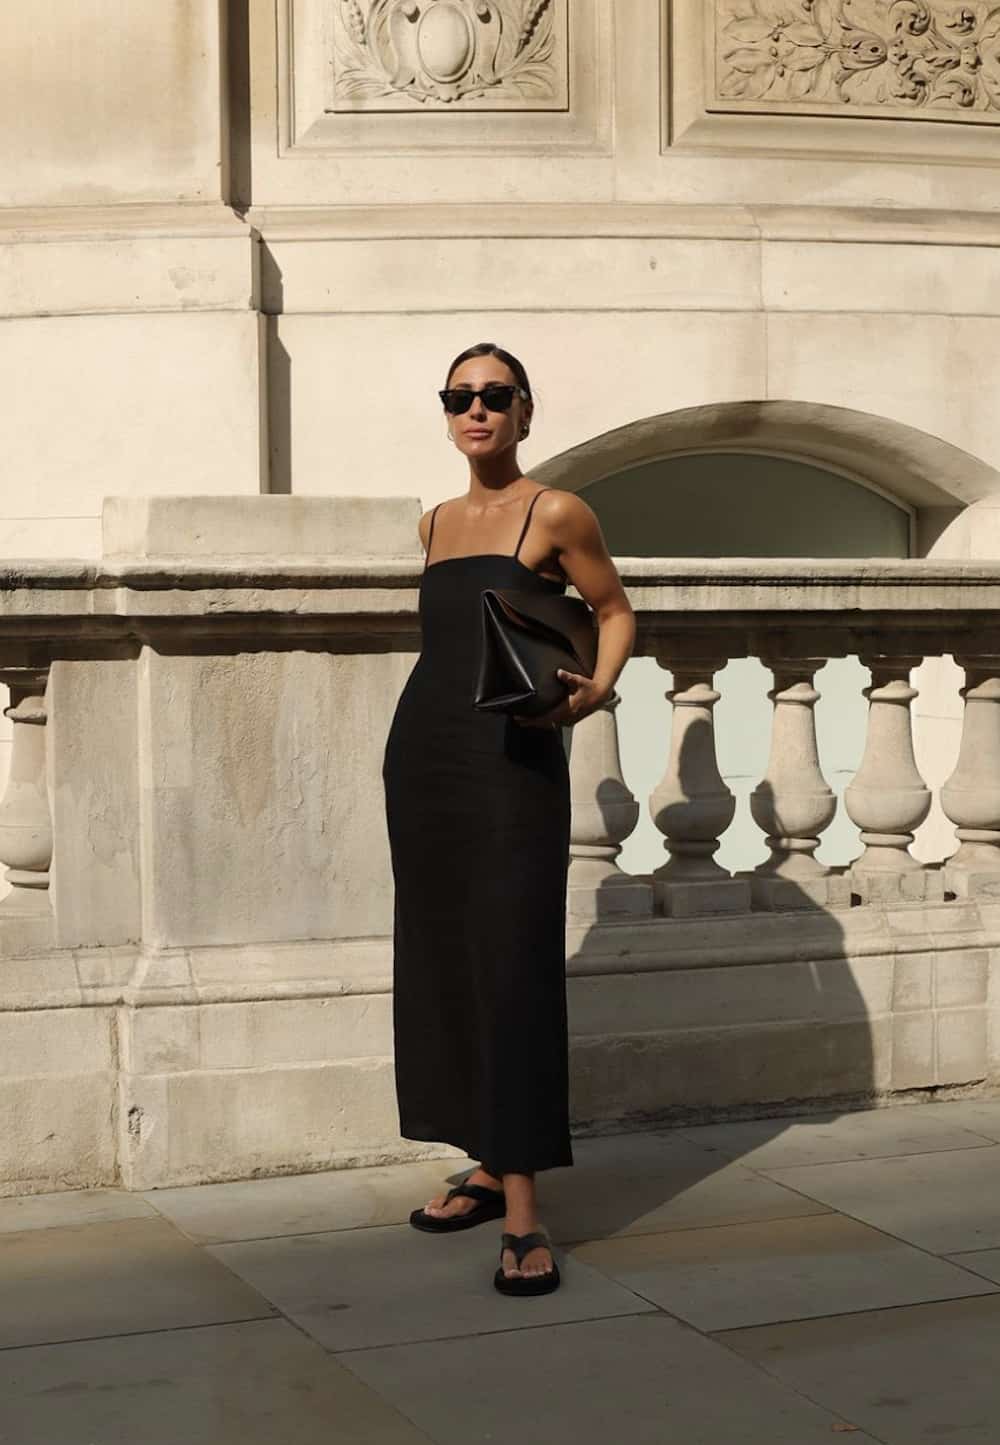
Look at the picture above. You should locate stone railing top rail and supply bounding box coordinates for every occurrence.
[1,557,1000,665]
[2,554,1000,598]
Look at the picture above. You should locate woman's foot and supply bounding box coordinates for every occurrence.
[420,1166,503,1222]
[500,1217,554,1280]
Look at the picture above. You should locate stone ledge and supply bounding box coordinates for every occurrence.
[0,206,254,319]
[4,907,1000,1010]
[246,203,1000,248]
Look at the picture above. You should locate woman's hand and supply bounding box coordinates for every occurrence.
[513,670,611,730]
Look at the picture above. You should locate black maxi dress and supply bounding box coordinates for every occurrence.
[381,488,574,1175]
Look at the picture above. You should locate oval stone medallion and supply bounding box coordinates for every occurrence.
[417,2,475,83]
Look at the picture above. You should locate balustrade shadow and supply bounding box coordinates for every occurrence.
[543,715,871,1245]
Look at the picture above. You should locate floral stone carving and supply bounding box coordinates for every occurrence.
[330,0,567,109]
[715,0,1000,118]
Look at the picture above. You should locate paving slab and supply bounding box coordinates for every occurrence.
[910,1095,1000,1143]
[764,1145,1000,1253]
[943,1247,1000,1285]
[210,1221,653,1352]
[0,1318,433,1445]
[0,1218,277,1350]
[540,1130,830,1243]
[0,1188,157,1235]
[144,1158,462,1245]
[721,1293,1000,1445]
[338,1312,880,1445]
[570,1212,997,1331]
[673,1101,998,1168]
[148,1132,829,1249]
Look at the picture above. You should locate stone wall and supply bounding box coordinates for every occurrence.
[1,499,1000,1193]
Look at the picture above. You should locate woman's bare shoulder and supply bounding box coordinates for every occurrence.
[532,485,598,536]
[418,495,462,550]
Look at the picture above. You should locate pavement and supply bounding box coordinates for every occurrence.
[5,1097,1000,1443]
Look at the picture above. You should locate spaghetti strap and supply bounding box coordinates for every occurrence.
[423,502,442,570]
[512,488,551,561]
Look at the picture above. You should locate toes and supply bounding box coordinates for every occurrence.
[501,1251,522,1279]
[522,1251,552,1277]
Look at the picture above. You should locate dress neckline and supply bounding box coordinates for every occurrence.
[423,554,566,587]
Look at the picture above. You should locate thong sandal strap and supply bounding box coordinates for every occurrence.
[444,1182,503,1205]
[500,1230,552,1266]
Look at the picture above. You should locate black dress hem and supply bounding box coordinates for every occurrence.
[399,1124,574,1175]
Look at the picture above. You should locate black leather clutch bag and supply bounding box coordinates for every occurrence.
[473,587,599,718]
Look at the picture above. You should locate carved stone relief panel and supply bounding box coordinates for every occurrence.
[330,0,568,110]
[714,1,1000,122]
[713,1,994,119]
[279,0,608,158]
[667,0,1000,160]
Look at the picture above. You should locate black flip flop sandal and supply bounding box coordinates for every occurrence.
[494,1230,560,1296]
[410,1180,506,1233]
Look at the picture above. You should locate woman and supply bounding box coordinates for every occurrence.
[382,343,635,1296]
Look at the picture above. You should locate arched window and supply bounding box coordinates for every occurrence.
[582,451,911,558]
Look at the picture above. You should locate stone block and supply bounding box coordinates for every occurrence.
[745,873,852,912]
[2,2,224,206]
[117,1057,437,1190]
[48,659,141,950]
[2,313,264,513]
[567,876,654,922]
[655,877,751,919]
[936,1009,988,1086]
[935,950,989,1009]
[121,994,393,1074]
[891,1011,935,1090]
[0,1074,116,1196]
[767,312,1000,489]
[570,1016,891,1124]
[851,869,946,907]
[268,235,762,316]
[0,914,53,956]
[569,955,892,1035]
[103,494,422,560]
[0,226,254,320]
[892,952,934,1013]
[0,1007,112,1078]
[137,649,411,947]
[944,866,1000,902]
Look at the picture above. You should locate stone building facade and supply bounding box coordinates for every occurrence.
[3,1,1000,1192]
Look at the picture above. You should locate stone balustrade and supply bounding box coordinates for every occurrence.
[3,519,1000,1194]
[3,550,1000,939]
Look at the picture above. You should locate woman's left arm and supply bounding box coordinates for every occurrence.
[515,490,636,730]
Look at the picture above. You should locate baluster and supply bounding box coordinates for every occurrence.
[0,668,52,918]
[649,655,750,917]
[748,658,849,910]
[845,654,939,903]
[567,691,652,920]
[941,655,1000,898]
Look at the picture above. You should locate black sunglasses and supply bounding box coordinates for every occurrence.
[438,384,529,416]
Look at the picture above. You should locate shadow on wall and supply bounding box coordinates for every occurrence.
[259,245,292,495]
[564,716,872,1222]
